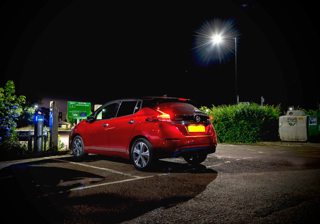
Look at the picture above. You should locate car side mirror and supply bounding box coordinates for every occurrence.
[86,115,95,123]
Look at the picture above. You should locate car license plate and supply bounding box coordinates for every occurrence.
[188,125,205,132]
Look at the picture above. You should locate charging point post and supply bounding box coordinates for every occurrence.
[49,101,59,150]
[34,113,44,152]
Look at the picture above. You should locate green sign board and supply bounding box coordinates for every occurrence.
[67,101,92,121]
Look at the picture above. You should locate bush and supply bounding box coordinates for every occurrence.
[0,80,30,158]
[0,80,26,146]
[200,103,281,143]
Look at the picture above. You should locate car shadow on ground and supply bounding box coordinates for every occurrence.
[0,157,218,224]
[0,163,106,223]
[64,154,216,174]
[149,159,216,173]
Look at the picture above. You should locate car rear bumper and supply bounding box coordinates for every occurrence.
[152,136,217,158]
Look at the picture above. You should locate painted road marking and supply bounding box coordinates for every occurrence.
[207,162,224,168]
[207,160,230,168]
[70,173,169,191]
[206,156,255,168]
[0,154,72,170]
[211,155,238,159]
[0,175,13,180]
[53,158,142,178]
[70,176,154,191]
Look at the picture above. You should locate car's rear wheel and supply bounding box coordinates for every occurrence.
[131,138,154,170]
[183,153,207,165]
[71,136,87,159]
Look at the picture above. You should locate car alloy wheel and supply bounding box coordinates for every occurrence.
[72,136,86,158]
[131,138,153,170]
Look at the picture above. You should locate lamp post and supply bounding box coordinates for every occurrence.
[211,34,239,104]
[234,37,239,104]
[193,19,239,103]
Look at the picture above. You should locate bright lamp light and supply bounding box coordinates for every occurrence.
[193,18,238,64]
[211,33,224,45]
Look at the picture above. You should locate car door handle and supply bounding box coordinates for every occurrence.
[102,123,109,127]
[128,120,135,124]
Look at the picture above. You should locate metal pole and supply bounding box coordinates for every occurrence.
[235,37,239,104]
[34,115,44,152]
[50,101,59,150]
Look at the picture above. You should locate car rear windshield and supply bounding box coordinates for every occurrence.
[156,102,199,114]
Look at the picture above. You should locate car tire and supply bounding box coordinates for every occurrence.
[131,138,154,171]
[183,153,207,165]
[71,135,87,159]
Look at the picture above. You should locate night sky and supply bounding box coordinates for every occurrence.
[1,1,319,109]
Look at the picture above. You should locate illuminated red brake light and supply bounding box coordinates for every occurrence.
[156,109,171,121]
[178,98,188,101]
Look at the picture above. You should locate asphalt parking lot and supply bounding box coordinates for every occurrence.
[1,143,320,224]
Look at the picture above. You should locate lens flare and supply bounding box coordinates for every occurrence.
[193,19,239,65]
[211,33,223,45]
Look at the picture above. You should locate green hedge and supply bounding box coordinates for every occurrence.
[200,103,281,143]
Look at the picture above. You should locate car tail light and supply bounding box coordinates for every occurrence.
[156,109,171,122]
[146,109,171,122]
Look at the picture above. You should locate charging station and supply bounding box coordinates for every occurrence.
[34,113,44,152]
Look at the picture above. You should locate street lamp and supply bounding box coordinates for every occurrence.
[211,34,239,104]
[234,37,239,104]
[193,19,239,104]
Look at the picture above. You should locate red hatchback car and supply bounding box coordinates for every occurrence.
[70,97,217,170]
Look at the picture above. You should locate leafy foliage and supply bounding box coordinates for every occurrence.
[0,80,26,146]
[200,103,281,143]
[17,105,36,128]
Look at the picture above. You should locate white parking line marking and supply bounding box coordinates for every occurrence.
[0,175,13,180]
[71,173,169,191]
[70,176,153,191]
[53,159,142,178]
[207,162,224,168]
[207,160,232,168]
[0,154,72,170]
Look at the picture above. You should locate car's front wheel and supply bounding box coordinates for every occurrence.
[183,153,207,165]
[71,135,87,159]
[131,138,154,170]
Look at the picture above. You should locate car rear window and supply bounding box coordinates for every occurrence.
[156,102,198,114]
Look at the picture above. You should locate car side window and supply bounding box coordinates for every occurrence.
[96,103,119,120]
[117,101,138,117]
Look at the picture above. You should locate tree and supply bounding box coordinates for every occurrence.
[0,80,26,144]
[17,105,36,128]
